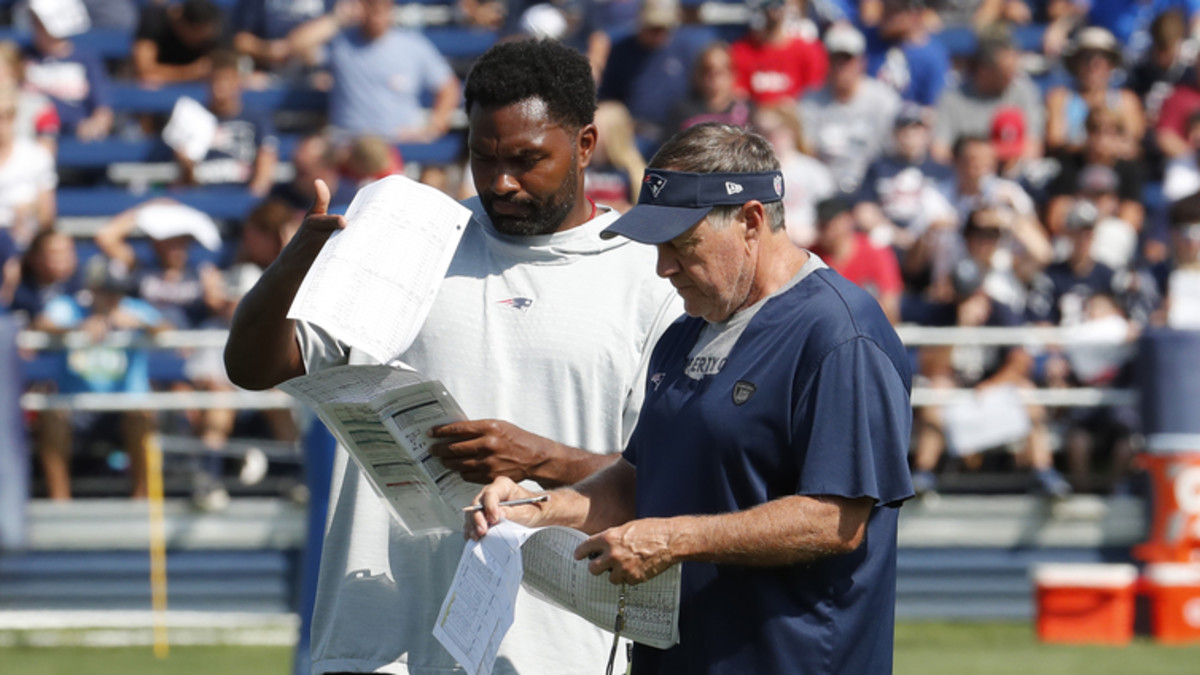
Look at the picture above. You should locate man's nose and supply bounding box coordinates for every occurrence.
[656,244,679,278]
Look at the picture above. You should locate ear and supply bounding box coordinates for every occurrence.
[740,200,768,246]
[576,123,598,170]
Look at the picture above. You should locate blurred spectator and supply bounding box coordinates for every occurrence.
[133,0,224,85]
[93,200,224,329]
[0,41,60,151]
[729,0,827,106]
[171,50,280,195]
[1088,0,1200,64]
[1127,10,1193,125]
[290,0,461,143]
[9,230,80,324]
[0,85,57,248]
[1163,110,1200,201]
[231,0,332,75]
[1040,0,1090,59]
[800,23,900,194]
[753,103,834,246]
[664,41,754,139]
[1028,201,1140,492]
[597,0,706,150]
[1047,108,1145,239]
[810,196,902,322]
[932,24,1044,163]
[855,103,954,250]
[1151,191,1200,326]
[504,0,613,83]
[947,136,1052,302]
[1045,27,1144,158]
[908,254,1072,498]
[268,132,354,214]
[864,0,950,107]
[340,134,403,188]
[1154,39,1200,158]
[585,102,646,212]
[1028,200,1121,326]
[23,0,114,142]
[30,256,169,500]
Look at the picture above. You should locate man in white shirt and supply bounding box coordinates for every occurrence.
[225,39,681,675]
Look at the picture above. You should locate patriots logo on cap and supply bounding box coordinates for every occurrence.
[725,181,743,195]
[644,173,668,199]
[498,297,534,311]
[773,175,783,196]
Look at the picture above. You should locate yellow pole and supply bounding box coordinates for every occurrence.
[146,432,169,658]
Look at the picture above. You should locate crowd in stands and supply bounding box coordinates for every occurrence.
[4,0,1200,504]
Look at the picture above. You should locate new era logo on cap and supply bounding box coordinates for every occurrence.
[725,181,743,195]
[644,173,668,199]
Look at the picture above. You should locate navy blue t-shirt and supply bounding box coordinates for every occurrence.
[856,154,954,231]
[1026,261,1117,326]
[623,266,913,674]
[864,30,950,107]
[598,27,710,140]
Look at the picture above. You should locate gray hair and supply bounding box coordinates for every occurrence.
[649,122,786,232]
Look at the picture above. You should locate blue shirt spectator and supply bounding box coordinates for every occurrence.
[597,0,709,148]
[865,27,950,107]
[1089,0,1200,61]
[289,0,460,142]
[23,46,113,138]
[231,0,333,73]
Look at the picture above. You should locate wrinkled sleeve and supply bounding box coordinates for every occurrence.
[793,336,913,506]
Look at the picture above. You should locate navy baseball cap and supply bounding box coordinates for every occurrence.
[601,169,785,244]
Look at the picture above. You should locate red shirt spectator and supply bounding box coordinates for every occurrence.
[729,0,826,105]
[812,232,902,297]
[730,33,827,105]
[810,197,901,323]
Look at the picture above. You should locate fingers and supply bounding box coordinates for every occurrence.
[465,477,519,539]
[311,179,331,216]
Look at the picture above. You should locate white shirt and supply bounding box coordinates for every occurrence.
[298,198,683,675]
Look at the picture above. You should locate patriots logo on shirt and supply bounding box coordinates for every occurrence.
[644,173,668,199]
[732,380,756,406]
[650,372,666,390]
[498,297,534,311]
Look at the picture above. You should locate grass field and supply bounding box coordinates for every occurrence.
[3,622,1200,674]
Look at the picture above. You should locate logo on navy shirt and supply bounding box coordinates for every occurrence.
[644,173,668,199]
[732,380,756,406]
[650,372,666,390]
[498,297,534,311]
[684,356,726,379]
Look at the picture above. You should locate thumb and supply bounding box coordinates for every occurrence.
[310,179,331,216]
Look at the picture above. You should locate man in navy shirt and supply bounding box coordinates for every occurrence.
[471,122,914,674]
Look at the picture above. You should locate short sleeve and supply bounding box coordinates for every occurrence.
[295,320,351,374]
[793,337,913,506]
[409,33,454,92]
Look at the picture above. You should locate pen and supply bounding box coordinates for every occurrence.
[462,494,550,512]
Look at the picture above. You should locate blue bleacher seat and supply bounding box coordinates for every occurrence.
[57,185,261,219]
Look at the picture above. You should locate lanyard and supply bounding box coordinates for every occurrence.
[605,584,627,675]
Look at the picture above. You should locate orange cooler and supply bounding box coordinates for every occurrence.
[1033,563,1138,644]
[1145,563,1200,643]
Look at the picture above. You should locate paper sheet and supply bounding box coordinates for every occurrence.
[279,364,476,534]
[287,175,471,364]
[520,526,681,649]
[434,521,681,674]
[942,385,1032,456]
[434,521,533,675]
[162,97,217,162]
